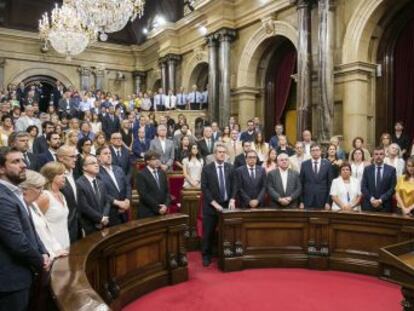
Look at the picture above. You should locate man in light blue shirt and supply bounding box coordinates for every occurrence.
[187,84,203,110]
[153,88,166,111]
[176,86,188,110]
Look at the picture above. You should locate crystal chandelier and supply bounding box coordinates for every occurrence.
[39,3,96,60]
[72,0,145,41]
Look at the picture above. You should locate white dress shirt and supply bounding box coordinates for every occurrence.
[279,168,289,193]
[64,170,77,202]
[214,162,228,201]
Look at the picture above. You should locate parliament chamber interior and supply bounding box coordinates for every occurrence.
[0,0,413,310]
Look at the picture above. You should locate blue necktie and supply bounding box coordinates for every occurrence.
[218,165,227,202]
[375,166,382,196]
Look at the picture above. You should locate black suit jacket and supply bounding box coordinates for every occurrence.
[33,135,49,155]
[233,153,246,169]
[99,165,132,225]
[198,139,214,159]
[76,176,111,235]
[102,114,120,139]
[236,165,267,208]
[110,146,131,178]
[201,162,237,216]
[361,164,397,213]
[135,167,171,218]
[37,150,55,169]
[0,184,46,292]
[60,176,81,243]
[132,138,150,160]
[300,159,334,208]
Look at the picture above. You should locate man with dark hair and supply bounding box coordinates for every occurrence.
[102,106,120,139]
[361,146,397,213]
[110,132,131,178]
[9,131,38,171]
[33,121,55,154]
[0,147,50,310]
[201,143,237,266]
[97,145,131,225]
[234,140,252,169]
[269,123,284,149]
[239,120,256,142]
[135,151,171,218]
[198,126,214,159]
[37,132,61,169]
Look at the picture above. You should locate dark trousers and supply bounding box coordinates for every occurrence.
[202,213,219,258]
[0,288,30,311]
[156,105,165,111]
[190,102,201,110]
[176,104,187,110]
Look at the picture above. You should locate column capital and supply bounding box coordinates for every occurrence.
[215,28,237,42]
[133,70,147,78]
[291,0,316,9]
[93,66,105,77]
[165,53,182,64]
[318,0,336,10]
[206,33,220,46]
[0,58,6,66]
[159,57,168,66]
[78,66,92,76]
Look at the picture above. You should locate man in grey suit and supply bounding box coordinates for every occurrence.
[267,153,302,208]
[149,124,175,171]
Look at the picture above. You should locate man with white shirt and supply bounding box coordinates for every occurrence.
[154,88,166,111]
[267,153,302,208]
[38,132,61,169]
[289,141,311,173]
[188,84,203,110]
[302,130,314,157]
[97,146,131,225]
[164,89,177,110]
[149,124,175,171]
[176,86,187,110]
[57,145,82,242]
[14,105,41,132]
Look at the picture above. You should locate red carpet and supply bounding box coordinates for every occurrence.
[123,252,402,311]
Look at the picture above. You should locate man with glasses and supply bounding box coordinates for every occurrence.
[57,145,82,242]
[76,155,111,235]
[235,150,267,209]
[110,132,131,179]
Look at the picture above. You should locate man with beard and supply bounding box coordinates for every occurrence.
[37,132,61,169]
[0,147,50,310]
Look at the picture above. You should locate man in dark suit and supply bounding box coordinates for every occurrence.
[32,121,55,154]
[132,115,156,141]
[110,132,131,179]
[9,131,39,171]
[58,91,72,117]
[299,143,334,209]
[211,121,221,143]
[37,132,61,169]
[97,145,131,225]
[361,146,397,213]
[267,153,302,208]
[57,145,82,242]
[135,151,171,218]
[132,127,150,160]
[234,140,252,169]
[236,150,266,208]
[102,106,120,139]
[201,143,237,266]
[198,126,215,159]
[76,155,111,235]
[0,147,50,311]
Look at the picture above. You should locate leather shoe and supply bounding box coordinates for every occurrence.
[202,256,211,267]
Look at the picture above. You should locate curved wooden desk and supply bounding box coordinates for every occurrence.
[218,209,414,275]
[51,214,189,311]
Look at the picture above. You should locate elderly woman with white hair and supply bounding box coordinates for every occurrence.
[20,170,69,260]
[384,143,406,177]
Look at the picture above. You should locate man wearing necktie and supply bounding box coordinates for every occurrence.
[189,84,201,110]
[201,143,236,266]
[361,146,397,213]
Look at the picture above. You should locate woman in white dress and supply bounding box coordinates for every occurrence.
[384,143,405,178]
[38,162,70,249]
[330,162,362,212]
[21,170,69,260]
[182,144,204,189]
[349,148,370,183]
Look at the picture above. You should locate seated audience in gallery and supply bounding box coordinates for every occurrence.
[275,135,294,157]
[384,143,405,178]
[132,127,150,161]
[37,162,71,250]
[149,124,175,171]
[239,119,256,142]
[269,123,284,149]
[236,150,267,209]
[182,143,204,189]
[349,148,370,183]
[361,146,397,213]
[97,145,131,225]
[252,131,269,163]
[267,153,301,208]
[330,162,362,212]
[76,155,111,235]
[201,143,237,266]
[325,143,343,178]
[392,121,410,158]
[262,148,278,174]
[21,170,69,260]
[300,143,334,210]
[135,151,171,218]
[348,136,371,163]
[395,157,414,216]
[289,141,310,173]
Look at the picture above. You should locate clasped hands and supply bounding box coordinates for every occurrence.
[114,199,130,213]
[212,199,236,212]
[370,197,383,209]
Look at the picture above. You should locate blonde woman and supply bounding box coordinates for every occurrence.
[385,143,405,178]
[65,129,79,153]
[37,162,70,249]
[21,170,69,259]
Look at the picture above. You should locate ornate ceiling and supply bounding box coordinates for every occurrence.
[0,0,184,45]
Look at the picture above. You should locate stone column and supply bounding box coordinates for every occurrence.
[317,0,335,141]
[94,66,105,91]
[0,58,5,90]
[159,58,168,92]
[133,71,147,94]
[207,33,219,122]
[217,28,236,128]
[295,0,312,140]
[166,54,181,92]
[79,66,92,91]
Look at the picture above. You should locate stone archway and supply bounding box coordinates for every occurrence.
[189,62,208,91]
[182,50,208,92]
[7,67,74,89]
